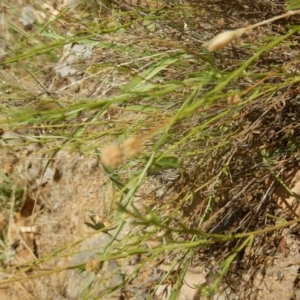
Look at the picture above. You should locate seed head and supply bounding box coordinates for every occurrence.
[101,144,123,168]
[122,137,142,158]
[4,164,14,175]
[86,259,101,273]
[227,94,241,105]
[203,28,246,52]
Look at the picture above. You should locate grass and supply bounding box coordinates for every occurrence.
[1,0,300,299]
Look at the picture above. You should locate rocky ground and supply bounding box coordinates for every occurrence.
[2,1,300,299]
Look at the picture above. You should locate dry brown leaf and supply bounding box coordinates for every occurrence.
[278,236,288,258]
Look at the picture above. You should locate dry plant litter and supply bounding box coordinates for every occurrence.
[1,0,300,299]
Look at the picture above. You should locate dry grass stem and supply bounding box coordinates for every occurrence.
[1,1,300,299]
[203,9,300,51]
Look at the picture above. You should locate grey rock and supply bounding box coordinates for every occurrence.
[66,233,123,300]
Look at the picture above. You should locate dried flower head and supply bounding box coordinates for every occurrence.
[101,144,123,168]
[86,259,101,273]
[202,28,246,52]
[122,137,142,158]
[4,164,14,175]
[227,94,241,105]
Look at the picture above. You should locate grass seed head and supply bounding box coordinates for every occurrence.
[4,164,14,175]
[86,259,101,273]
[122,137,142,158]
[203,28,246,51]
[227,94,241,105]
[101,144,123,168]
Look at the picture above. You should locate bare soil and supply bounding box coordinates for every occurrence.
[2,1,300,300]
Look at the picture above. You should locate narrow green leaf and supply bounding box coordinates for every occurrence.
[154,156,180,169]
[122,56,181,91]
[101,164,125,190]
[84,222,105,231]
[286,0,300,10]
